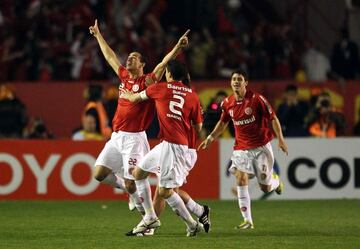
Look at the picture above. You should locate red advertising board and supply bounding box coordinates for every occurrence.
[0,140,219,200]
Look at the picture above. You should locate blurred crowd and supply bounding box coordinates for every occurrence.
[1,0,359,82]
[2,81,360,140]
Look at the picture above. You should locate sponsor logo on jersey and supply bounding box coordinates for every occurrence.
[245,107,252,115]
[167,83,192,92]
[233,115,256,126]
[132,84,139,92]
[119,83,124,89]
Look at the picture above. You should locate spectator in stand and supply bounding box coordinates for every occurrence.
[73,109,103,141]
[331,28,359,80]
[26,118,54,139]
[353,107,360,136]
[104,85,119,123]
[248,22,270,80]
[0,84,28,138]
[306,92,345,138]
[188,28,214,79]
[1,35,25,81]
[218,36,247,78]
[83,84,112,140]
[302,41,330,81]
[203,90,228,136]
[277,84,309,137]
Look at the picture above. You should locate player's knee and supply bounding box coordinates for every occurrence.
[236,172,248,186]
[93,166,108,182]
[132,167,148,180]
[260,184,271,193]
[124,179,136,194]
[158,187,172,199]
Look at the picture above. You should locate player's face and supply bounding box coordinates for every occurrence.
[126,52,144,71]
[231,73,247,96]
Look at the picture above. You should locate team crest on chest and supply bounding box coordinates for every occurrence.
[245,107,252,115]
[132,84,139,92]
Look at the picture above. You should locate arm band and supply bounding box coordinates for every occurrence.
[139,90,149,100]
[207,134,215,142]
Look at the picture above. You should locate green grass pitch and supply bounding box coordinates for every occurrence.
[0,200,359,249]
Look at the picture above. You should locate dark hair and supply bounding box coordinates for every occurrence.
[341,28,349,40]
[87,84,103,101]
[181,73,191,87]
[167,60,189,82]
[320,99,330,108]
[231,70,247,80]
[130,51,146,63]
[285,84,298,93]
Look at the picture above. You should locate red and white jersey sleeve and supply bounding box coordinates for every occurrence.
[222,91,275,150]
[220,99,232,123]
[112,66,156,132]
[145,81,201,146]
[258,94,275,120]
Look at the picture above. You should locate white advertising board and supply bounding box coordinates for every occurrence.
[220,138,360,200]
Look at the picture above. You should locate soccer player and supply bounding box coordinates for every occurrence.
[89,19,189,215]
[146,76,211,236]
[198,71,288,229]
[121,60,203,237]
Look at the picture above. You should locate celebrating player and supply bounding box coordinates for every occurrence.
[198,71,288,229]
[89,19,189,216]
[144,76,211,236]
[121,60,203,237]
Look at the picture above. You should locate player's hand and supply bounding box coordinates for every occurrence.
[278,138,288,155]
[177,29,190,48]
[197,136,213,151]
[89,19,100,37]
[119,88,132,99]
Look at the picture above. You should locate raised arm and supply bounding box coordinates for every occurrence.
[197,120,228,150]
[271,116,288,155]
[151,30,190,82]
[89,19,121,74]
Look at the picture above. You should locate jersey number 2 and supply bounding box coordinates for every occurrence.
[169,94,184,116]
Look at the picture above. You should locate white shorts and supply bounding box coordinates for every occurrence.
[95,131,150,180]
[229,142,274,185]
[139,141,189,188]
[185,148,197,172]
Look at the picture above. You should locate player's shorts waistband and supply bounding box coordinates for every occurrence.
[162,140,188,149]
[113,130,146,136]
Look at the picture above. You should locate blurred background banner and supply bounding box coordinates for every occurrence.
[1,139,359,200]
[0,140,219,200]
[220,138,360,200]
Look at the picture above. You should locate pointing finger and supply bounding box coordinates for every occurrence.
[182,29,190,37]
